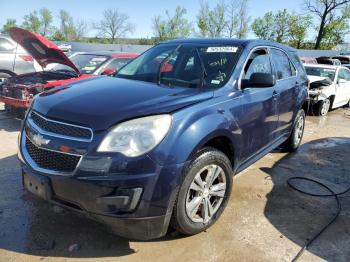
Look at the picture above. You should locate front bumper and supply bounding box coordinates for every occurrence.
[0,95,31,108]
[19,132,185,240]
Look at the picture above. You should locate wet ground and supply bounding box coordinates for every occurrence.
[0,104,349,262]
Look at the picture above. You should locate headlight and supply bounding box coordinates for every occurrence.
[97,115,172,157]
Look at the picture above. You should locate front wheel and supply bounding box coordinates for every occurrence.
[281,110,305,152]
[315,98,330,116]
[171,148,232,235]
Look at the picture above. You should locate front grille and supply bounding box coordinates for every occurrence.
[30,111,92,140]
[25,137,81,173]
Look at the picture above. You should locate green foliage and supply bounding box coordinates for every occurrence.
[2,19,17,34]
[320,7,350,49]
[152,6,192,43]
[252,10,313,48]
[22,11,41,33]
[197,1,226,37]
[251,12,276,41]
[39,8,53,36]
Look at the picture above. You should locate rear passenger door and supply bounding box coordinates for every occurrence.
[334,68,350,107]
[270,48,298,137]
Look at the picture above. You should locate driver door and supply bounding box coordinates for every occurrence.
[334,68,350,107]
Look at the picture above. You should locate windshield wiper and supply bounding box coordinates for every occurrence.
[157,45,182,85]
[195,48,207,88]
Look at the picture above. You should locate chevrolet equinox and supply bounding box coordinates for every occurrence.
[19,39,308,240]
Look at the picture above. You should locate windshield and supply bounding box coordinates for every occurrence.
[305,66,336,81]
[53,54,109,74]
[115,44,241,88]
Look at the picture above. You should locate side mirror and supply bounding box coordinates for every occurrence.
[101,68,117,76]
[242,73,276,89]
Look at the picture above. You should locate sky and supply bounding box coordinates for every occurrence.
[0,0,318,39]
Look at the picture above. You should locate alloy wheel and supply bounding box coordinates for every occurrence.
[293,115,304,146]
[321,99,330,116]
[185,164,226,224]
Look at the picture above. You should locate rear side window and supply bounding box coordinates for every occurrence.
[271,49,295,80]
[0,38,15,52]
[243,49,272,79]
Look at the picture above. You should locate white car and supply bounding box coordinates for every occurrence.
[304,63,350,116]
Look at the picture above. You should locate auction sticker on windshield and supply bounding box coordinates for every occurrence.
[206,47,238,53]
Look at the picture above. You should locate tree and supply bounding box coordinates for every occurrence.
[305,0,350,49]
[152,6,192,42]
[2,19,17,34]
[57,9,86,41]
[288,14,313,49]
[22,11,41,33]
[251,12,276,41]
[197,1,211,37]
[197,1,227,37]
[321,7,350,49]
[274,9,291,43]
[94,9,134,44]
[38,8,53,36]
[235,0,249,38]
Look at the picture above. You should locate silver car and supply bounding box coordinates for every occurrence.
[0,34,39,83]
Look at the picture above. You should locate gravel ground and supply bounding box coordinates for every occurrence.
[0,103,349,262]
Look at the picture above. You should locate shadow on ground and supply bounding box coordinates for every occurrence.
[263,137,350,262]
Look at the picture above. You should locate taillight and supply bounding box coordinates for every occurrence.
[19,55,34,62]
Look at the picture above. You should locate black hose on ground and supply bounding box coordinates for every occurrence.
[287,177,350,262]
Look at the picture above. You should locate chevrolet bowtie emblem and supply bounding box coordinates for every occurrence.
[32,134,50,147]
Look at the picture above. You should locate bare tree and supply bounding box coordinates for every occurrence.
[305,0,350,49]
[94,9,134,44]
[196,1,227,37]
[236,0,249,38]
[152,6,192,42]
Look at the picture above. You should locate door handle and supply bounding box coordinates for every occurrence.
[272,91,279,99]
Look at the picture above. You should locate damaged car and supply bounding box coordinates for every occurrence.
[19,39,308,240]
[0,27,138,118]
[305,63,350,116]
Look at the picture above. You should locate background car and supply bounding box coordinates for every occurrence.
[0,34,41,83]
[316,57,342,66]
[300,56,318,64]
[305,63,350,115]
[0,27,138,118]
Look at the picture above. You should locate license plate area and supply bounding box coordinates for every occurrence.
[23,173,52,200]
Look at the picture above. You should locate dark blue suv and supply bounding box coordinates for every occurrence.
[18,39,308,240]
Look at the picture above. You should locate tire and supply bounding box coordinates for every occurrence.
[315,98,330,116]
[281,110,305,152]
[171,147,233,236]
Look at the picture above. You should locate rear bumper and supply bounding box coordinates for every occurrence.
[0,95,30,108]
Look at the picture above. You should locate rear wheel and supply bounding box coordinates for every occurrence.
[171,148,232,235]
[281,110,305,152]
[315,98,330,116]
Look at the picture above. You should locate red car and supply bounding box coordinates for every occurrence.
[0,27,138,117]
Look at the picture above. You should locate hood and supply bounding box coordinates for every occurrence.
[32,77,214,131]
[9,27,80,75]
[308,75,333,90]
[308,75,331,84]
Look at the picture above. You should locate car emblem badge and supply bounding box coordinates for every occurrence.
[32,134,50,147]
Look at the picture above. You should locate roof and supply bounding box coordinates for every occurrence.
[303,63,341,70]
[162,38,296,52]
[75,50,138,58]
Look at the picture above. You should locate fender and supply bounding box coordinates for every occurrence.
[148,101,242,167]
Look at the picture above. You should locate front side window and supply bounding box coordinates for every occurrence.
[338,69,350,81]
[0,38,15,52]
[271,49,294,80]
[305,67,336,81]
[242,49,272,80]
[116,44,241,88]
